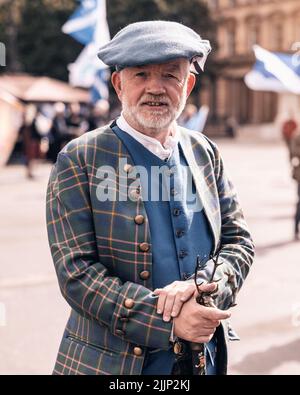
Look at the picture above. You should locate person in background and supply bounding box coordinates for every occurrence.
[65,102,88,143]
[282,114,298,157]
[178,103,197,127]
[19,104,41,179]
[224,116,238,139]
[290,131,300,240]
[88,99,110,130]
[47,102,68,164]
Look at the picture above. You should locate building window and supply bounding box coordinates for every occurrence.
[273,23,283,50]
[269,13,284,51]
[246,17,260,51]
[294,12,300,44]
[228,29,235,55]
[226,23,236,55]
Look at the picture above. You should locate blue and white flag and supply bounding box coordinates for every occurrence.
[184,105,209,133]
[245,45,300,94]
[62,0,99,45]
[90,68,110,102]
[63,0,110,102]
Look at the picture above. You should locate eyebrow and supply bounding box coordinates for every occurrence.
[164,64,181,72]
[134,63,181,72]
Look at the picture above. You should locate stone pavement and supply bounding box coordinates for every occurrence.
[0,136,299,375]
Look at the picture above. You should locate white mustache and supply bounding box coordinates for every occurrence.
[139,96,171,106]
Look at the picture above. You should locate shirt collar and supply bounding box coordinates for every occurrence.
[116,113,179,161]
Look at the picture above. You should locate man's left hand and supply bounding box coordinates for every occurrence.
[153,281,217,322]
[153,281,195,321]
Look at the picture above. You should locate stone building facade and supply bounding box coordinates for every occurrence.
[201,0,300,129]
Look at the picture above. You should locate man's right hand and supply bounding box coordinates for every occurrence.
[173,296,231,343]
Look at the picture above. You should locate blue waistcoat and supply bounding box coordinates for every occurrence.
[112,124,215,374]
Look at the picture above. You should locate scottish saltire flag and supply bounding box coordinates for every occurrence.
[245,45,300,94]
[62,0,99,45]
[68,42,101,88]
[62,0,110,102]
[90,68,110,102]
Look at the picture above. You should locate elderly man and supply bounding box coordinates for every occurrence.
[46,21,254,375]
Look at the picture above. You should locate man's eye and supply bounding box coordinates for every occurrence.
[136,72,146,77]
[165,74,177,79]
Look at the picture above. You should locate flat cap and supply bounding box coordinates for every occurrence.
[97,20,211,73]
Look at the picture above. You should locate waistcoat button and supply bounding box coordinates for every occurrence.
[134,215,145,225]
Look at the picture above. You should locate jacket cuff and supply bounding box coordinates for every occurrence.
[169,321,177,343]
[110,281,173,350]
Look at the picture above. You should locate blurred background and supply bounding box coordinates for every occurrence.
[0,0,300,375]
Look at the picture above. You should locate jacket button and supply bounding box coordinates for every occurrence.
[140,270,150,280]
[139,242,150,252]
[120,316,129,322]
[179,250,188,259]
[124,298,135,309]
[133,347,143,356]
[115,329,125,336]
[130,189,141,201]
[173,341,183,355]
[124,164,133,173]
[134,215,144,225]
[165,168,175,177]
[176,229,185,238]
[173,208,181,216]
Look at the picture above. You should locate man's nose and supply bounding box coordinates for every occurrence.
[145,76,166,95]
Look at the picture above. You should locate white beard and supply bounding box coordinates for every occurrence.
[121,86,188,132]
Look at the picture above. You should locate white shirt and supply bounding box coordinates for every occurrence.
[116,113,179,161]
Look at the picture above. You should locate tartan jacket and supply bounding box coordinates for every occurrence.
[46,123,255,375]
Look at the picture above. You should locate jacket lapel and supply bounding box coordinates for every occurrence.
[178,128,220,253]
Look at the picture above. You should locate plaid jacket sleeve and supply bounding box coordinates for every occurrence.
[46,151,172,350]
[192,139,255,311]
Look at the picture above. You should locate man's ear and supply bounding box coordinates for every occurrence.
[111,71,122,100]
[186,73,196,98]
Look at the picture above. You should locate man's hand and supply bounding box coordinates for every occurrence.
[173,297,231,343]
[153,280,217,322]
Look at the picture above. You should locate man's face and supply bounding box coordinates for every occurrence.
[111,58,195,134]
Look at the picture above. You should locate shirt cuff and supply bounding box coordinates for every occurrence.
[169,321,177,343]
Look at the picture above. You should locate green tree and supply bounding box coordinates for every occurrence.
[17,0,82,80]
[0,0,81,79]
[107,0,216,47]
[0,0,216,82]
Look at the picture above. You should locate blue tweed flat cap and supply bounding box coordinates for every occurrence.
[97,21,211,73]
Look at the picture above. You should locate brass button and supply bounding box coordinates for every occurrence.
[139,242,150,252]
[173,341,183,355]
[124,164,133,173]
[176,229,185,238]
[129,189,141,201]
[115,329,125,336]
[124,298,135,309]
[134,214,144,225]
[140,270,150,280]
[133,347,143,356]
[179,250,188,259]
[173,208,181,216]
[165,167,176,177]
